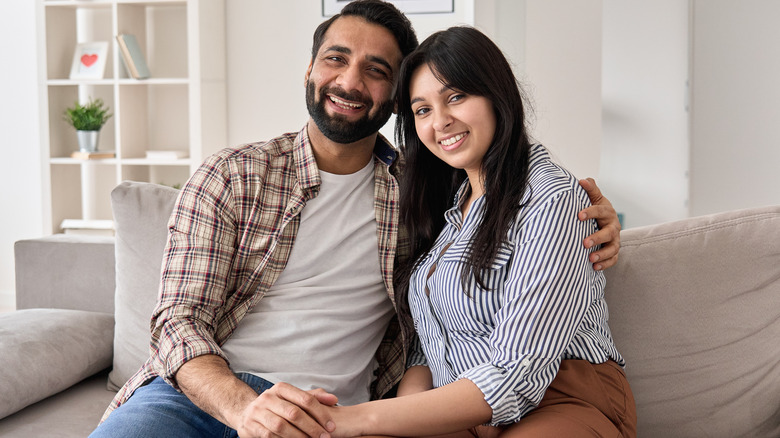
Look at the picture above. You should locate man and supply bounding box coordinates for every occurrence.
[91,2,621,437]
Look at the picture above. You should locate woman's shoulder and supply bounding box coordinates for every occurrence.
[523,144,581,206]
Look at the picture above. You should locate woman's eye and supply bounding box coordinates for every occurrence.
[450,94,465,103]
[414,107,430,116]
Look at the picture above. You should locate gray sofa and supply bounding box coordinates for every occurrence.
[2,181,779,437]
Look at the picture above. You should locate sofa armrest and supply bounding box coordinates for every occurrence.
[0,309,114,420]
[14,234,115,313]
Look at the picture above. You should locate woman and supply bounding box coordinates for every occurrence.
[326,26,636,437]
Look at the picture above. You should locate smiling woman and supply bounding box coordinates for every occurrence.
[322,25,637,438]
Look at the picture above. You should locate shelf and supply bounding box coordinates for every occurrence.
[48,79,114,86]
[38,0,226,233]
[51,157,118,165]
[47,78,188,86]
[117,78,188,85]
[44,1,113,9]
[120,158,191,166]
[44,0,186,5]
[117,0,187,5]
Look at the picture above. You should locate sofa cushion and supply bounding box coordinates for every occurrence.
[108,181,179,390]
[0,309,114,419]
[604,205,780,438]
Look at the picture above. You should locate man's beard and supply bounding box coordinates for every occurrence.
[306,81,394,144]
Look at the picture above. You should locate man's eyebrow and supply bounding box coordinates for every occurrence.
[323,45,393,73]
[324,45,351,55]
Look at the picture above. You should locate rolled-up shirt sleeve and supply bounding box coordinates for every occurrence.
[149,157,238,387]
[459,189,601,425]
[406,331,429,369]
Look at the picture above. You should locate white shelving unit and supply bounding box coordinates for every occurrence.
[36,0,226,234]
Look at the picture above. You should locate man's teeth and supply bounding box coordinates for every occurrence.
[440,133,465,146]
[330,96,363,109]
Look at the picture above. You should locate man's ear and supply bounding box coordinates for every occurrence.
[304,61,313,87]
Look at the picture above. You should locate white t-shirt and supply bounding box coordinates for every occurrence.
[221,160,395,406]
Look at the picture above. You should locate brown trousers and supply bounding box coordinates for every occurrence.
[499,359,637,438]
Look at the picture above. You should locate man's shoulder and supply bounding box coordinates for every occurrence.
[213,132,299,163]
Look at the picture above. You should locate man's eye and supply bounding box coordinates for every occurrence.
[368,67,388,77]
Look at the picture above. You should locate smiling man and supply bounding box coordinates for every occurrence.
[89,2,622,438]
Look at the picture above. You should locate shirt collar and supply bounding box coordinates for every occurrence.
[293,126,399,186]
[373,132,398,166]
[292,127,322,193]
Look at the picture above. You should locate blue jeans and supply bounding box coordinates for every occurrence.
[89,373,274,438]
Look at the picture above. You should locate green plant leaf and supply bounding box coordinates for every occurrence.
[64,98,113,131]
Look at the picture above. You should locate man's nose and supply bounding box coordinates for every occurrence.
[336,64,366,96]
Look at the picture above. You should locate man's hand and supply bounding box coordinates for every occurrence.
[176,355,337,438]
[578,178,621,271]
[234,383,338,438]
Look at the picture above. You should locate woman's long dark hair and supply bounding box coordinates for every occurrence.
[394,26,533,296]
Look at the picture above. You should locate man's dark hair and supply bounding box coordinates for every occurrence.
[311,0,419,62]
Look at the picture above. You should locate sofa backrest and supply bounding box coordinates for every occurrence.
[604,205,780,438]
[108,179,780,437]
[108,181,179,391]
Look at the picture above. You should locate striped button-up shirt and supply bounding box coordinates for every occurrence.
[407,144,624,425]
[102,127,412,422]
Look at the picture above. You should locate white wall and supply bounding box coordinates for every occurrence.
[0,0,44,308]
[689,0,780,216]
[600,0,690,228]
[523,0,604,179]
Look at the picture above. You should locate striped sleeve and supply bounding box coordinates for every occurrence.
[458,186,602,425]
[406,331,429,368]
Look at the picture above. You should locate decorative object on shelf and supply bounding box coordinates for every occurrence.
[116,34,150,79]
[69,41,109,80]
[64,98,113,153]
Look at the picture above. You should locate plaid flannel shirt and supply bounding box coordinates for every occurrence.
[101,127,412,422]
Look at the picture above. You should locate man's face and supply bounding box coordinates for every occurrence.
[305,16,402,144]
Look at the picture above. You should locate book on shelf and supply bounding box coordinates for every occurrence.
[116,34,150,79]
[71,151,116,160]
[145,150,189,160]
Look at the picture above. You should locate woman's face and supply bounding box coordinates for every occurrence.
[409,64,496,181]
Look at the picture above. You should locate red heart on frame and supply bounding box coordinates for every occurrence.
[81,54,98,67]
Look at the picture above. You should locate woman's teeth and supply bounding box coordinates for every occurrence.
[440,133,465,146]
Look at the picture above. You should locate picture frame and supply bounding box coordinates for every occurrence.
[322,0,454,17]
[69,41,109,80]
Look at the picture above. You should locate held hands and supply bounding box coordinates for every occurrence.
[234,383,338,438]
[578,178,621,271]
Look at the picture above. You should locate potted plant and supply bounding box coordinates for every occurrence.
[64,98,112,153]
